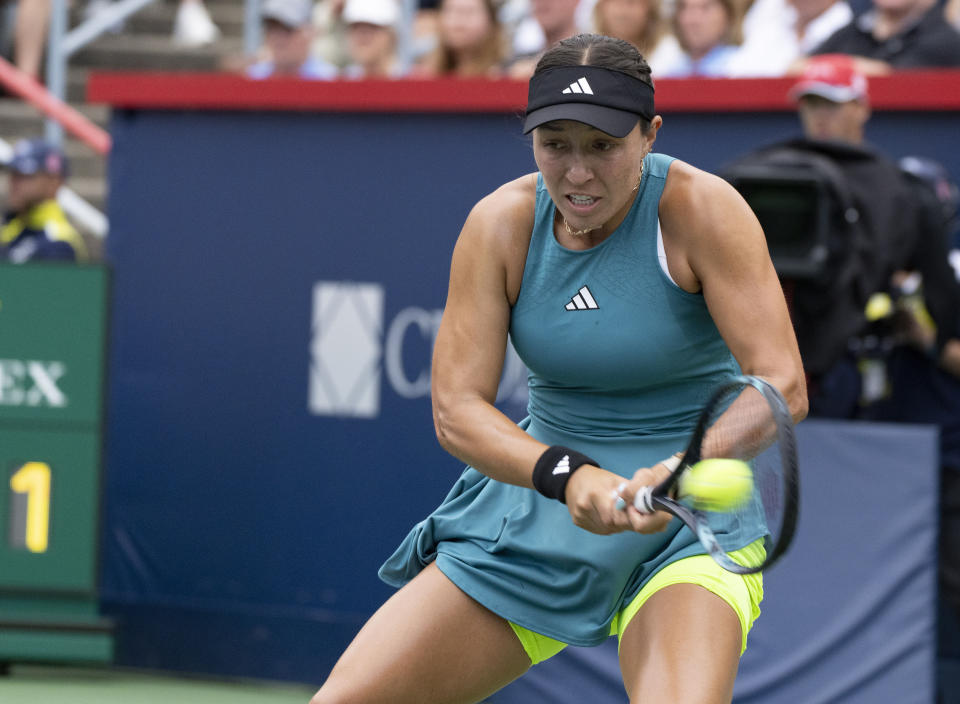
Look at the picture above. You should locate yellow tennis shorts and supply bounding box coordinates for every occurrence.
[509,540,765,665]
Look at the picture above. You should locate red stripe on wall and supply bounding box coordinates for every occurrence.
[87,71,960,113]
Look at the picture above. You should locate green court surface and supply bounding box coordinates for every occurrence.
[0,664,316,703]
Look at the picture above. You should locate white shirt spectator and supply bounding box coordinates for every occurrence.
[726,0,853,77]
[510,0,595,56]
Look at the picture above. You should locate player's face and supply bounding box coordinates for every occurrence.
[533,118,660,239]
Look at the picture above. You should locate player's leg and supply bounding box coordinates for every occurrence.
[618,583,742,704]
[310,561,531,704]
[615,549,762,704]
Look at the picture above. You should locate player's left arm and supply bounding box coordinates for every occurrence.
[659,161,808,424]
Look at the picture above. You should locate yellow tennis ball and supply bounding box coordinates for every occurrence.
[679,459,754,511]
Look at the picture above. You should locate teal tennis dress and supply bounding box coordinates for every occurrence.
[379,153,764,647]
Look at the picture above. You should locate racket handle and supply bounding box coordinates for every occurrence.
[634,487,655,514]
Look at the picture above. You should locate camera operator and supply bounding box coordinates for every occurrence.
[862,156,960,704]
[723,54,960,418]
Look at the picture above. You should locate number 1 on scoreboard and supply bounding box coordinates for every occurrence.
[9,462,51,553]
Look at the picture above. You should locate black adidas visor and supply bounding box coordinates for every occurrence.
[523,66,655,138]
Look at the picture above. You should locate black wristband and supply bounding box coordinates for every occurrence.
[532,446,598,503]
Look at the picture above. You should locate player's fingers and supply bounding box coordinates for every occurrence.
[611,481,629,512]
[624,506,672,534]
[569,483,632,535]
[631,463,672,486]
[617,468,657,514]
[603,492,636,533]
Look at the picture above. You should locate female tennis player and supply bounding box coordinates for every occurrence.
[310,33,807,704]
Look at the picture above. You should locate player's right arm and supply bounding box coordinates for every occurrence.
[431,176,655,535]
[431,175,548,488]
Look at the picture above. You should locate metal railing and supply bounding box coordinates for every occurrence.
[46,0,157,145]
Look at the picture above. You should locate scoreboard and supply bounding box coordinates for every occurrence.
[0,262,113,665]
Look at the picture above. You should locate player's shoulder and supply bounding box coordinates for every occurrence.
[662,159,741,218]
[461,173,538,249]
[470,173,537,226]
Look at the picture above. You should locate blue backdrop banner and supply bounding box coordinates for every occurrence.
[101,105,943,694]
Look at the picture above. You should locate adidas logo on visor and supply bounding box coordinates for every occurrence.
[562,77,594,95]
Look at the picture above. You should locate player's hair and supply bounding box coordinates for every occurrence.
[535,34,653,88]
[534,34,654,133]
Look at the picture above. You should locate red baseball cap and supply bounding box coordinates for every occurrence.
[790,54,868,103]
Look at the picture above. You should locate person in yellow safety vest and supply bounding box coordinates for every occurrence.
[1,138,87,263]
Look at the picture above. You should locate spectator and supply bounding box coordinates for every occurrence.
[591,0,689,73]
[85,0,221,46]
[418,0,507,77]
[949,0,960,32]
[1,138,86,263]
[653,0,742,77]
[722,54,960,416]
[341,0,402,78]
[723,0,853,76]
[172,0,221,46]
[788,0,854,52]
[248,0,338,79]
[507,0,582,79]
[406,0,441,64]
[592,0,667,56]
[13,0,221,81]
[809,0,960,71]
[313,0,351,69]
[10,0,48,79]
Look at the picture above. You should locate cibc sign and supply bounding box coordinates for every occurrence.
[308,281,527,419]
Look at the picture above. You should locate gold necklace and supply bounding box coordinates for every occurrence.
[561,161,644,238]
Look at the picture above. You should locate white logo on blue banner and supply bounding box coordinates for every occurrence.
[309,281,528,419]
[309,282,385,418]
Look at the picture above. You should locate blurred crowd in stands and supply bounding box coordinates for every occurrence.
[237,0,960,80]
[2,0,959,81]
[1,0,221,80]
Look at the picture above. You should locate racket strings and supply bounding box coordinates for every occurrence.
[700,385,778,463]
[695,383,789,572]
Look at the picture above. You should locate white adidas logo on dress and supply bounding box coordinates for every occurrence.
[552,455,571,475]
[562,77,594,95]
[565,285,599,311]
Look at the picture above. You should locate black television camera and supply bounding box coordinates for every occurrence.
[721,151,860,282]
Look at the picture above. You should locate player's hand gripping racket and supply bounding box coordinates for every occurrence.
[628,375,799,574]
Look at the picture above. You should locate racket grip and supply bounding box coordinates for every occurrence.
[634,487,655,514]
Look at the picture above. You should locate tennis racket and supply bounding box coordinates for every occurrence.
[626,374,799,575]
